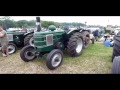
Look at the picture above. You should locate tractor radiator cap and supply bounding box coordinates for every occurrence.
[48,25,56,31]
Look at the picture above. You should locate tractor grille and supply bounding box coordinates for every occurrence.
[7,34,13,41]
[33,34,54,47]
[46,34,53,46]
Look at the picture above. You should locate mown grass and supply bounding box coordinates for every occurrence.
[0,42,113,74]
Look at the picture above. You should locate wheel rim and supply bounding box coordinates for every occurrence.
[8,45,15,54]
[24,48,36,60]
[29,37,34,46]
[76,38,83,53]
[51,53,62,67]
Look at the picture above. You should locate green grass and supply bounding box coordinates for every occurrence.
[0,42,113,74]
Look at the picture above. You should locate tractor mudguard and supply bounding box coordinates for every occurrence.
[24,31,34,37]
[66,29,80,37]
[66,28,90,36]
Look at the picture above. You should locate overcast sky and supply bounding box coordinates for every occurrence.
[1,16,120,26]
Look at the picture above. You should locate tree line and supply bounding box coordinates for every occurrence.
[0,19,86,29]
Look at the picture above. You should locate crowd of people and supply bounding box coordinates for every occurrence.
[92,29,114,47]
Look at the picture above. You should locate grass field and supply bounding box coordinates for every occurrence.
[0,42,113,74]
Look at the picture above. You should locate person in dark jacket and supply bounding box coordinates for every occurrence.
[93,29,99,41]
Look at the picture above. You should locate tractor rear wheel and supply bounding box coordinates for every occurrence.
[112,56,120,74]
[82,31,90,48]
[67,32,83,57]
[20,45,36,62]
[46,49,63,70]
[112,33,120,62]
[24,33,34,46]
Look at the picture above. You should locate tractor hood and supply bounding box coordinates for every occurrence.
[7,31,26,35]
[33,29,65,52]
[34,29,65,35]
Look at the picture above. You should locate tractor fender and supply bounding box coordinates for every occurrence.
[81,29,90,33]
[24,31,34,37]
[67,29,80,36]
[66,29,90,38]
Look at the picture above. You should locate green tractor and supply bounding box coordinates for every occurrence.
[0,22,35,54]
[0,31,35,54]
[0,29,35,55]
[20,17,91,70]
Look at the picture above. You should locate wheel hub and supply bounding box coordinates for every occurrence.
[8,45,15,54]
[27,52,33,56]
[55,57,59,62]
[29,37,34,46]
[85,37,90,45]
[76,38,83,53]
[52,53,62,67]
[25,49,36,60]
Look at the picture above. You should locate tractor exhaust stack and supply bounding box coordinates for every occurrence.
[36,17,41,32]
[2,21,7,31]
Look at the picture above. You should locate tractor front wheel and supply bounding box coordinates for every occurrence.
[20,45,36,62]
[46,49,63,70]
[8,43,17,54]
[112,56,120,74]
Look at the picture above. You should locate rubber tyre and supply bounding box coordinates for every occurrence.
[67,32,83,57]
[82,31,90,48]
[20,45,36,62]
[8,43,17,54]
[112,34,120,62]
[24,33,34,46]
[46,49,63,70]
[112,56,120,74]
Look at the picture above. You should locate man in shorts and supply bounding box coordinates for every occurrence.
[0,26,9,57]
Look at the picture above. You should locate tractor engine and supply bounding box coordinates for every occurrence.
[33,25,66,52]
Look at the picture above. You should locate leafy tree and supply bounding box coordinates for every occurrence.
[41,21,55,28]
[4,20,16,28]
[17,20,28,28]
[0,20,3,26]
[0,18,87,29]
[27,20,35,26]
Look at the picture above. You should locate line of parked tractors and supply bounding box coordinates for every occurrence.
[1,17,120,73]
[1,17,96,70]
